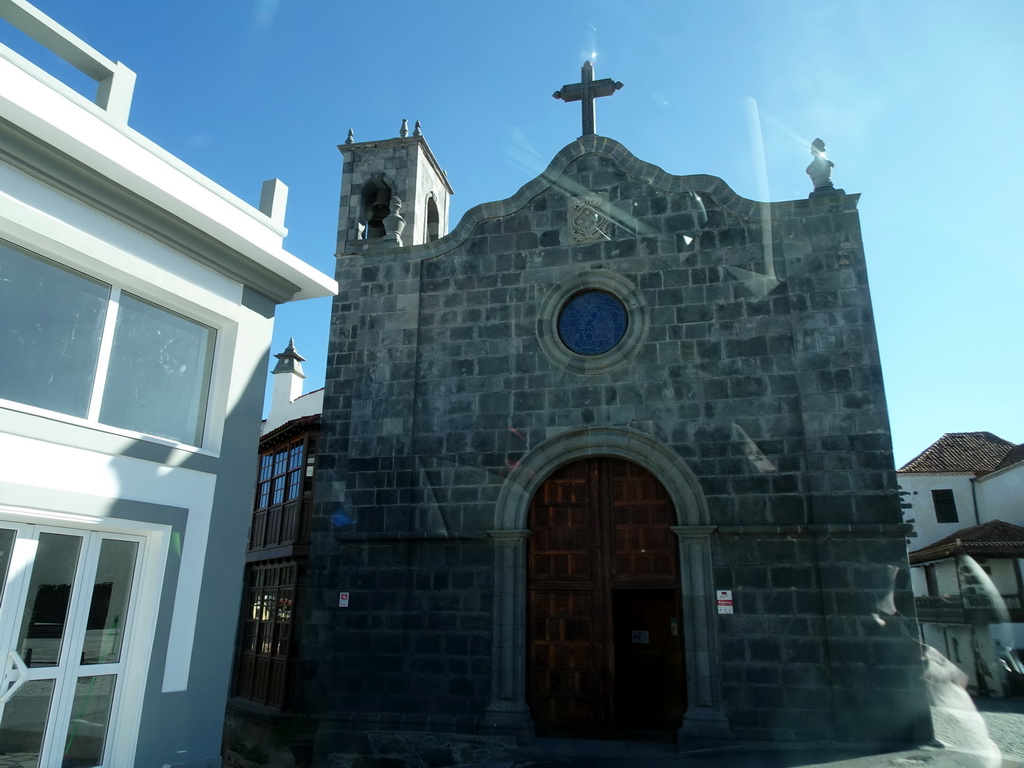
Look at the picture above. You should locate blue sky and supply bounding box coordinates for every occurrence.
[4,1,1022,466]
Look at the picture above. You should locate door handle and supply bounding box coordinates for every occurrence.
[0,650,29,704]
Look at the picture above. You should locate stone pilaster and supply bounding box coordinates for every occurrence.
[483,529,534,741]
[673,525,731,740]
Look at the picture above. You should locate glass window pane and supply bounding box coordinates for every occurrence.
[62,675,115,768]
[288,444,304,471]
[82,539,138,665]
[557,290,628,356]
[259,454,273,481]
[0,242,109,417]
[272,477,285,505]
[99,293,215,445]
[273,450,287,476]
[0,678,55,768]
[18,533,82,668]
[287,470,302,501]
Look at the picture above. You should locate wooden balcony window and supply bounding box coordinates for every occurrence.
[234,561,298,709]
[248,433,317,555]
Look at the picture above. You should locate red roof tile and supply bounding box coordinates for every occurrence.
[908,519,1024,563]
[898,432,1014,474]
[260,413,321,449]
[992,442,1024,473]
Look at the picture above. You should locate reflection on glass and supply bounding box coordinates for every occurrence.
[0,678,55,768]
[99,292,215,445]
[82,539,138,665]
[61,675,115,768]
[17,534,82,668]
[0,243,110,418]
[0,528,14,609]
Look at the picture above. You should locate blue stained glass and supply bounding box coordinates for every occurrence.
[557,291,628,356]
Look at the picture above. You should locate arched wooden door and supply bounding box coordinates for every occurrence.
[527,458,685,736]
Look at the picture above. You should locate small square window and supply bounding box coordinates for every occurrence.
[932,489,958,524]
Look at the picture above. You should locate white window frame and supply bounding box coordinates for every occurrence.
[0,207,239,455]
[0,504,168,768]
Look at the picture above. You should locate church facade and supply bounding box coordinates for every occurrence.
[305,91,931,757]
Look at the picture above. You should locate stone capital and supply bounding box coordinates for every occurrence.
[487,529,531,544]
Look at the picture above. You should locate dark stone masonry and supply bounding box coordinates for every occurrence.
[302,133,932,764]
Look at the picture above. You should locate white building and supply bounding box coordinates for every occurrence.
[900,432,1024,697]
[261,338,324,436]
[899,431,1020,550]
[0,2,336,766]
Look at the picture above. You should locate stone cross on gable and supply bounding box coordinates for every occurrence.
[553,61,624,137]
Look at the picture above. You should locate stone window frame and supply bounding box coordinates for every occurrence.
[536,269,649,376]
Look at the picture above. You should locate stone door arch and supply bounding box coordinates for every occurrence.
[484,427,730,742]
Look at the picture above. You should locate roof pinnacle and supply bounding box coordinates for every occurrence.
[272,337,306,378]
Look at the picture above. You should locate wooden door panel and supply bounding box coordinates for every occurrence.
[609,460,677,583]
[528,589,598,732]
[528,458,682,735]
[529,461,594,583]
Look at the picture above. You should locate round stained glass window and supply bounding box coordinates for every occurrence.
[557,291,628,356]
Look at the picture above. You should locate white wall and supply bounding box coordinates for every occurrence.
[978,558,1019,596]
[935,560,960,595]
[262,386,323,434]
[975,462,1024,526]
[0,12,333,763]
[900,473,978,550]
[910,566,928,596]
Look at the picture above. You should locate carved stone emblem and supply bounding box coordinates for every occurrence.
[569,196,612,242]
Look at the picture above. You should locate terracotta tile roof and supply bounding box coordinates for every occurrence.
[993,442,1024,473]
[260,413,321,449]
[908,519,1024,563]
[898,431,1014,474]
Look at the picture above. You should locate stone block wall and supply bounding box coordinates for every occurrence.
[306,135,930,752]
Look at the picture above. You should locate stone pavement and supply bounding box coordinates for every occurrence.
[460,696,1024,768]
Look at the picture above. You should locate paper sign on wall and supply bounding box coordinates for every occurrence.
[716,589,734,615]
[338,591,350,608]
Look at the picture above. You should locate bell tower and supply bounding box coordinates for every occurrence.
[336,120,454,254]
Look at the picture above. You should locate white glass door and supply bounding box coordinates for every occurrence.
[0,525,142,768]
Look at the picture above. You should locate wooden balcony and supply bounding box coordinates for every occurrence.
[247,498,311,561]
[915,593,1024,624]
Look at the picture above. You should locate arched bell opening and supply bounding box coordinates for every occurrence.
[425,194,440,242]
[360,178,393,240]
